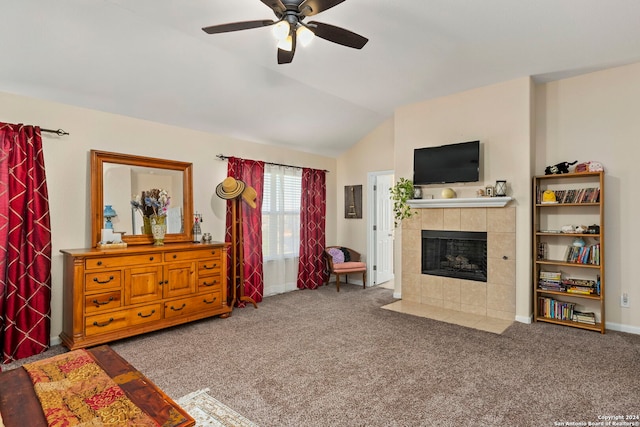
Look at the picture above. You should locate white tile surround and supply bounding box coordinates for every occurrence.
[401,206,516,321]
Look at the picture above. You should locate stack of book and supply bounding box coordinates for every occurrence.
[538,271,564,292]
[563,278,599,295]
[572,310,596,325]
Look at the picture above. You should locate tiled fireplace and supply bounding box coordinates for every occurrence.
[401,205,516,320]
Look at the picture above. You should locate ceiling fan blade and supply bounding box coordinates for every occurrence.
[277,30,297,64]
[307,21,368,49]
[299,0,346,16]
[260,0,286,15]
[202,20,275,34]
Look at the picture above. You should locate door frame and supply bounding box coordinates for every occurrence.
[366,170,394,287]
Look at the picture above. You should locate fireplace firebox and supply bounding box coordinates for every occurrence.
[422,230,487,282]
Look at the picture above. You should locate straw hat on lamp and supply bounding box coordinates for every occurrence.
[242,186,258,209]
[216,177,245,200]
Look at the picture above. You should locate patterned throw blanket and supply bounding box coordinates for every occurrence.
[23,349,160,426]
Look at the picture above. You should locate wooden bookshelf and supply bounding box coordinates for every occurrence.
[532,171,605,333]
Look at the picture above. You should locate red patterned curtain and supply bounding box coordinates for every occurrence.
[226,157,264,307]
[0,123,52,363]
[297,168,327,289]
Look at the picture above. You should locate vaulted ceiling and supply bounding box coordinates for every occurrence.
[3,1,640,157]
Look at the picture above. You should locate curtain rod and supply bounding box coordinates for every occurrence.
[216,154,329,173]
[41,128,70,136]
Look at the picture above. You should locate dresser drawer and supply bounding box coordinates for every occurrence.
[130,303,163,325]
[85,254,161,270]
[85,311,129,336]
[85,291,122,314]
[197,273,222,291]
[198,259,222,274]
[85,271,122,292]
[165,248,222,263]
[164,291,222,318]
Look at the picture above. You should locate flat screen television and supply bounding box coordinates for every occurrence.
[413,140,480,185]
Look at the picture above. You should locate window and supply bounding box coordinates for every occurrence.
[262,164,302,260]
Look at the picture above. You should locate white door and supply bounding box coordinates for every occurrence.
[368,172,394,285]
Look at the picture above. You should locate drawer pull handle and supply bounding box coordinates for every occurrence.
[92,296,114,306]
[149,256,154,261]
[93,276,114,284]
[202,280,218,287]
[138,309,156,318]
[173,254,177,259]
[203,297,218,304]
[170,303,186,311]
[93,318,114,327]
[203,263,218,270]
[97,261,103,266]
[211,251,217,255]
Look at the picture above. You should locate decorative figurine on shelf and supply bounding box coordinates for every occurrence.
[441,188,456,199]
[575,161,604,173]
[542,190,557,203]
[572,237,586,247]
[193,212,202,243]
[545,160,577,175]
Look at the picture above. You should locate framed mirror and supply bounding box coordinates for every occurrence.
[91,150,194,247]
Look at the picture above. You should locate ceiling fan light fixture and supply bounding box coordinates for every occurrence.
[277,35,293,51]
[296,25,314,47]
[272,20,290,40]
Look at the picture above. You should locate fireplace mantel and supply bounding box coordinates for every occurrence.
[407,197,513,209]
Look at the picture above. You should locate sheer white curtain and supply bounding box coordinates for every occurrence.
[262,164,302,296]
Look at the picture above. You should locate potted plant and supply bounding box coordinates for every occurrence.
[390,177,416,227]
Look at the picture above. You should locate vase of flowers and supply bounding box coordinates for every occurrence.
[131,188,170,242]
[150,214,167,246]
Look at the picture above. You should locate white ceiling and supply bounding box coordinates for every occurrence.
[3,0,640,157]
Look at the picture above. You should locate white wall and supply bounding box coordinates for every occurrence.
[0,91,337,342]
[535,61,640,333]
[335,118,395,257]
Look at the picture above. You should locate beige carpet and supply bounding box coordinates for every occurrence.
[178,388,258,427]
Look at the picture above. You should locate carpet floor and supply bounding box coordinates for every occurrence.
[3,283,640,426]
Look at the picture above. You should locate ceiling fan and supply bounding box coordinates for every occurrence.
[202,0,368,64]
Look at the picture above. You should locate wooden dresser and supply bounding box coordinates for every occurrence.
[59,242,231,350]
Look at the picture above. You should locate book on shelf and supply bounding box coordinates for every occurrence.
[543,187,600,204]
[564,243,600,265]
[537,296,575,321]
[572,310,596,325]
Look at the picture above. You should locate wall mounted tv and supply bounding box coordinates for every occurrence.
[413,140,480,185]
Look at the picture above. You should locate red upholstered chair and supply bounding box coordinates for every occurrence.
[324,246,367,292]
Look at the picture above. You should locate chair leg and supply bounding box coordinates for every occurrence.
[363,270,366,289]
[336,274,340,292]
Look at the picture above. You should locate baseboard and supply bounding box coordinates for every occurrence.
[515,314,533,324]
[50,336,62,346]
[393,291,402,299]
[605,322,640,335]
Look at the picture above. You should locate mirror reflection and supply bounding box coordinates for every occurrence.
[103,164,184,235]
